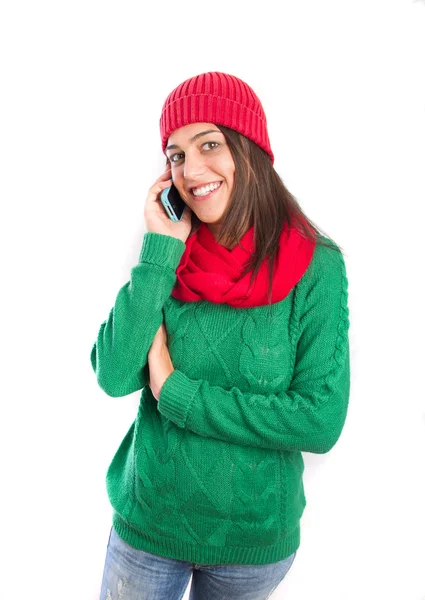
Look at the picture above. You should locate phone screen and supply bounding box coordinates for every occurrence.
[160,184,186,221]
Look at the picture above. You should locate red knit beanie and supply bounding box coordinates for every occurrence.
[159,72,274,163]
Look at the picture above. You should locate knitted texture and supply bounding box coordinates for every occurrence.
[91,232,350,565]
[160,72,274,163]
[171,221,316,307]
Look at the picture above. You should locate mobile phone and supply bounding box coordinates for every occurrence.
[160,184,186,222]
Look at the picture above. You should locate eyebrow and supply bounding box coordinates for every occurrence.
[166,129,221,151]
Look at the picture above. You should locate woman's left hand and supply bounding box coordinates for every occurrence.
[147,323,174,401]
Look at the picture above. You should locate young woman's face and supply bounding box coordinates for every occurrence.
[165,122,235,235]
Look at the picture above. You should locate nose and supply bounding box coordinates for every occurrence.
[183,150,206,181]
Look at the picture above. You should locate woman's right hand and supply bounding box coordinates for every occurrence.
[144,168,193,243]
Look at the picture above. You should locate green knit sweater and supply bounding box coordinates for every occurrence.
[91,232,350,565]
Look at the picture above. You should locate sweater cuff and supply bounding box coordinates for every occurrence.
[157,370,200,428]
[139,233,186,270]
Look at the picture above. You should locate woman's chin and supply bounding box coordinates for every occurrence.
[193,213,222,227]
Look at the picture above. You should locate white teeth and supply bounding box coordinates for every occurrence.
[192,182,221,197]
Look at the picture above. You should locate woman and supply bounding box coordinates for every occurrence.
[91,71,350,600]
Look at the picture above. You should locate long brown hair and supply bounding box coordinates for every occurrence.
[167,124,343,303]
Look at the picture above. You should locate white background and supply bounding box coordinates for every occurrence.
[1,1,424,599]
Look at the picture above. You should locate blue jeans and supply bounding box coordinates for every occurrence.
[100,527,297,600]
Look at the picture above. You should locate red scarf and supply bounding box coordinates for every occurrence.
[171,220,316,308]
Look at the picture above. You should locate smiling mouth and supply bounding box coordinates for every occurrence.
[190,181,222,199]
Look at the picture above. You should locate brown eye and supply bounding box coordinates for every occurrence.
[169,153,184,163]
[202,142,219,151]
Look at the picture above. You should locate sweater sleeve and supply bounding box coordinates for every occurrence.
[157,243,350,454]
[90,233,186,397]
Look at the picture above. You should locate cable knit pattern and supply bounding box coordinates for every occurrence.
[91,232,350,565]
